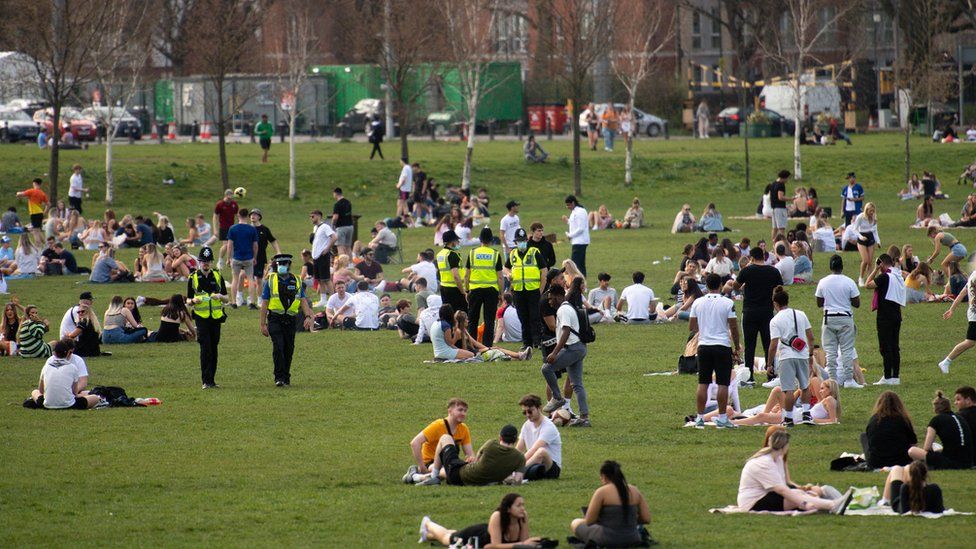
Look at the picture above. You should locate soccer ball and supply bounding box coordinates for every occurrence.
[234,186,247,199]
[551,409,572,427]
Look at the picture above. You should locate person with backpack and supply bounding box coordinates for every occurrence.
[690,273,740,429]
[542,278,592,427]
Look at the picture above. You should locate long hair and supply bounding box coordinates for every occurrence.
[872,391,913,429]
[17,234,35,254]
[821,379,842,419]
[123,297,142,323]
[105,295,125,317]
[763,426,787,448]
[932,390,951,414]
[600,461,630,510]
[751,429,789,460]
[682,276,704,300]
[907,460,928,514]
[496,493,523,538]
[567,276,584,307]
[438,304,455,327]
[1,302,20,334]
[161,294,188,320]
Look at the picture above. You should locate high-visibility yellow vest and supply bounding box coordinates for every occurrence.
[436,248,462,289]
[267,273,301,315]
[467,246,500,290]
[509,248,542,291]
[190,271,225,319]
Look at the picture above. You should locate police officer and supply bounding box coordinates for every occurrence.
[259,254,315,387]
[464,227,504,345]
[436,230,467,313]
[507,228,547,350]
[187,247,229,389]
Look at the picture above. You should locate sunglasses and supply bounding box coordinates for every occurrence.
[521,408,537,416]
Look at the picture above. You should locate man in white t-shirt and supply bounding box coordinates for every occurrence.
[564,195,590,275]
[616,271,657,323]
[938,268,976,374]
[68,164,89,214]
[499,200,521,255]
[768,286,815,426]
[496,293,523,343]
[401,250,439,292]
[396,157,413,218]
[27,339,100,410]
[310,210,338,307]
[774,243,795,285]
[689,273,740,429]
[541,284,590,427]
[517,393,563,480]
[326,280,353,328]
[336,281,380,330]
[815,255,861,388]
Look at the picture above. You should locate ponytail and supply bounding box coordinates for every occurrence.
[908,460,928,514]
[772,285,789,307]
[933,390,951,414]
[600,460,629,510]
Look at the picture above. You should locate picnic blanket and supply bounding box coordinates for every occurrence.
[423,357,484,363]
[683,420,838,428]
[709,504,971,519]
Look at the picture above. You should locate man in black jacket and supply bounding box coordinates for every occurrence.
[528,222,556,271]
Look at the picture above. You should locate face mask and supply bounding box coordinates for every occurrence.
[277,265,288,275]
[452,245,461,251]
[517,242,527,251]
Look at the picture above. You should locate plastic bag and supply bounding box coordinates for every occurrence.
[847,486,880,510]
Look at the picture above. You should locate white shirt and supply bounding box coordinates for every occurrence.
[519,417,563,467]
[704,257,734,277]
[968,128,976,141]
[566,206,590,245]
[500,213,521,248]
[501,305,522,342]
[706,381,741,412]
[737,453,787,511]
[852,213,880,246]
[68,353,89,377]
[39,357,80,409]
[348,291,379,329]
[844,185,857,212]
[689,293,737,347]
[398,164,413,193]
[60,306,82,338]
[15,249,39,275]
[415,302,441,344]
[775,256,795,285]
[410,261,438,292]
[311,222,336,260]
[556,302,581,345]
[326,292,351,313]
[812,227,836,252]
[966,272,976,321]
[769,307,812,360]
[69,173,84,199]
[815,273,859,316]
[619,283,655,321]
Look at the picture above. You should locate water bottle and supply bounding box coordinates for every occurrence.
[136,397,162,406]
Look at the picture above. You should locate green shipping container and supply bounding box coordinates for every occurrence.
[440,61,523,122]
[310,64,384,126]
[154,79,174,123]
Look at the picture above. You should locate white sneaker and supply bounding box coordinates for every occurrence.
[418,515,430,543]
[858,277,865,287]
[938,359,951,374]
[873,377,889,386]
[216,260,224,270]
[313,299,327,308]
[888,377,900,385]
[136,295,145,307]
[843,380,864,389]
[762,378,781,389]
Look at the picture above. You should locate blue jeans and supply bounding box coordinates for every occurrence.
[603,128,615,150]
[571,244,587,276]
[101,326,148,344]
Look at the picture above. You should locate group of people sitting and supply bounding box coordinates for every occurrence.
[671,203,730,233]
[586,198,645,231]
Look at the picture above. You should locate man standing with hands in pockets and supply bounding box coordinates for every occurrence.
[690,273,740,429]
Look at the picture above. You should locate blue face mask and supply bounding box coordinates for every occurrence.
[517,241,527,251]
[277,265,288,275]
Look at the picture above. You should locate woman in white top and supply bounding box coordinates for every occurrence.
[852,202,880,286]
[453,219,479,247]
[703,247,734,283]
[79,220,107,250]
[13,234,40,278]
[811,213,836,252]
[733,378,841,426]
[57,209,86,247]
[139,243,168,282]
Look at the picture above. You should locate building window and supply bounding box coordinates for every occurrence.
[818,6,837,43]
[710,7,721,49]
[493,11,528,55]
[692,11,702,50]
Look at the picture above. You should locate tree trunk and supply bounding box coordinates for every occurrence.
[216,84,230,190]
[398,99,409,160]
[624,96,634,186]
[48,103,62,203]
[572,94,582,196]
[105,124,114,204]
[744,119,751,191]
[461,110,477,191]
[793,82,802,180]
[288,114,297,199]
[904,113,911,184]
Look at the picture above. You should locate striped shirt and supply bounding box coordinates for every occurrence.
[17,320,51,358]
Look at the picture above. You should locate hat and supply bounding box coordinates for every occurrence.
[0,236,9,243]
[847,172,856,178]
[479,226,493,242]
[273,253,293,265]
[79,291,94,301]
[506,200,520,210]
[250,208,262,219]
[514,228,528,241]
[500,424,518,444]
[199,247,215,262]
[442,230,459,244]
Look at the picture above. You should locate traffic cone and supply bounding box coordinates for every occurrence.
[150,123,158,140]
[167,122,176,140]
[200,122,212,142]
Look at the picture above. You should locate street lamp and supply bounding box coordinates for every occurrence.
[873,12,882,127]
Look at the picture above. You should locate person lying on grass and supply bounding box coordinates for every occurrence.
[881,460,945,514]
[729,378,841,426]
[419,493,541,548]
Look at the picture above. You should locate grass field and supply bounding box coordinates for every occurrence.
[1,134,975,547]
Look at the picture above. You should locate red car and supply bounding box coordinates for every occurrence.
[32,107,97,141]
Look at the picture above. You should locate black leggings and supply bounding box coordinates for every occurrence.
[742,310,773,381]
[877,313,901,379]
[451,524,490,547]
[369,141,383,159]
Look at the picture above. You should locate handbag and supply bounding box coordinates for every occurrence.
[786,309,807,352]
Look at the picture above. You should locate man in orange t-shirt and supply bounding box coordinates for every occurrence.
[600,105,619,151]
[16,178,48,242]
[403,397,474,483]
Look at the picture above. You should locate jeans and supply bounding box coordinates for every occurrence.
[542,342,588,415]
[603,128,615,150]
[101,326,147,344]
[878,313,902,379]
[822,315,856,383]
[742,309,773,380]
[571,244,587,276]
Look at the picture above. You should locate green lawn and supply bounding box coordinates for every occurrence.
[1,134,975,547]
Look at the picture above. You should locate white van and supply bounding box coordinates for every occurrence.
[760,81,841,122]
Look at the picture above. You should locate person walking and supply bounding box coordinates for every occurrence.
[938,267,976,374]
[767,286,816,426]
[465,227,504,346]
[310,210,337,308]
[815,255,862,388]
[227,209,259,309]
[527,222,555,271]
[724,247,783,386]
[563,195,590,276]
[396,157,413,219]
[600,104,618,151]
[437,230,467,314]
[695,100,710,139]
[15,178,48,246]
[866,254,906,385]
[690,274,740,429]
[541,283,590,427]
[331,187,354,258]
[841,172,864,226]
[259,254,314,387]
[770,170,789,240]
[213,189,238,270]
[67,164,89,214]
[255,114,273,163]
[368,115,385,160]
[250,208,280,289]
[187,247,229,389]
[508,228,547,350]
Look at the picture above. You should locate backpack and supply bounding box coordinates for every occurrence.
[562,302,596,344]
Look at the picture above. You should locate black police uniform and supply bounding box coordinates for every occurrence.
[266,271,302,384]
[187,268,227,387]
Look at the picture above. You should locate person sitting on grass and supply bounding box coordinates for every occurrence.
[333,281,380,330]
[395,300,419,340]
[495,293,523,343]
[907,390,975,470]
[904,262,937,304]
[660,274,703,322]
[756,425,845,500]
[149,294,196,343]
[325,280,353,329]
[671,204,696,234]
[414,294,442,344]
[862,391,918,469]
[704,247,735,285]
[731,378,840,426]
[616,271,657,324]
[569,461,651,547]
[419,493,540,548]
[699,203,728,232]
[620,198,644,229]
[516,394,563,481]
[17,304,51,358]
[588,205,615,231]
[90,244,133,283]
[415,424,526,486]
[882,460,944,514]
[101,295,148,344]
[453,310,531,361]
[402,397,474,483]
[956,386,976,435]
[524,134,549,163]
[26,339,102,410]
[737,430,854,514]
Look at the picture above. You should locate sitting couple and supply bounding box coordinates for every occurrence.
[431,304,532,362]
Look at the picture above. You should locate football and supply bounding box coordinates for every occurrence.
[234,186,247,199]
[551,408,571,427]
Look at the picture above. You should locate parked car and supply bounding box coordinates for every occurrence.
[578,103,666,137]
[32,107,97,141]
[715,107,796,137]
[80,107,142,139]
[0,108,40,142]
[337,98,383,137]
[4,98,49,117]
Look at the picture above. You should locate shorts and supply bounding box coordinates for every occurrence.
[252,262,266,279]
[231,259,253,277]
[951,242,968,258]
[777,357,810,391]
[218,227,230,241]
[926,450,967,470]
[438,444,467,485]
[750,491,786,512]
[525,462,561,480]
[858,233,877,247]
[697,344,733,386]
[399,191,410,201]
[335,225,353,247]
[772,208,788,229]
[967,321,976,342]
[449,524,489,547]
[36,395,88,410]
[259,137,271,150]
[68,196,83,213]
[313,253,331,280]
[30,213,43,229]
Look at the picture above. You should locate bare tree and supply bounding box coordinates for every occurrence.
[758,0,858,180]
[88,0,153,204]
[191,0,272,191]
[532,0,616,196]
[4,0,114,202]
[438,0,515,190]
[152,0,199,76]
[610,0,674,186]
